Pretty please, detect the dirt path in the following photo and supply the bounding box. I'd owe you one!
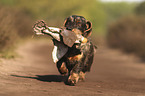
[0,39,145,96]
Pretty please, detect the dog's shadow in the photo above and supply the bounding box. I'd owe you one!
[11,74,67,83]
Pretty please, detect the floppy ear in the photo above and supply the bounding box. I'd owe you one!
[83,21,92,37]
[63,16,73,28]
[63,18,68,27]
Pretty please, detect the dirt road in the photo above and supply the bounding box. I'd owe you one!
[0,39,145,96]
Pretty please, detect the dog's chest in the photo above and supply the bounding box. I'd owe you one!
[66,41,91,64]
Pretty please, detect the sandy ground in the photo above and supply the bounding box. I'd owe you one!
[0,39,145,96]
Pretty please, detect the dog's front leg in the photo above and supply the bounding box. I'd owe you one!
[67,54,84,85]
[56,58,68,76]
[68,72,79,86]
[68,62,85,85]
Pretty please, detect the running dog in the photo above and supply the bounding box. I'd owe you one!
[33,15,96,85]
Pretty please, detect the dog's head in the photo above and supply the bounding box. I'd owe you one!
[64,15,92,37]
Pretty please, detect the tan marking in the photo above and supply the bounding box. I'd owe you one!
[72,28,88,43]
[68,53,83,61]
[72,28,82,35]
[59,62,68,75]
[79,71,86,81]
[82,37,88,43]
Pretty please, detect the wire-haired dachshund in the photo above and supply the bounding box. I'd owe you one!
[33,15,96,86]
[57,15,96,85]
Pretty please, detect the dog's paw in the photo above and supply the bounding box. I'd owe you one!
[79,71,86,81]
[68,73,79,86]
[59,63,68,76]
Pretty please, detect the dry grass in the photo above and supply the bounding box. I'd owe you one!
[107,15,145,59]
[0,6,33,58]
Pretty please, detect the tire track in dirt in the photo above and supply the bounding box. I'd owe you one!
[0,39,145,96]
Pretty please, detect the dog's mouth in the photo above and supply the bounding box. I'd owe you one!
[66,26,73,30]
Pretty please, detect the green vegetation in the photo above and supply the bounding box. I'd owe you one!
[0,0,141,58]
[107,1,145,60]
[103,2,136,23]
[0,5,33,58]
[0,0,136,33]
[135,1,145,15]
[12,0,107,33]
[107,16,145,54]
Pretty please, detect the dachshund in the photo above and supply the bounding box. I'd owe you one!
[56,15,96,85]
[33,15,96,86]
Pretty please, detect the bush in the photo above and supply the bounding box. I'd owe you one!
[0,7,18,52]
[107,15,145,59]
[14,9,33,38]
[135,1,145,16]
[0,6,33,57]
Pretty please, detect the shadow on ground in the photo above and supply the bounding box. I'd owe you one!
[11,74,67,82]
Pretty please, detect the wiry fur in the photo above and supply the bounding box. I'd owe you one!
[56,15,96,85]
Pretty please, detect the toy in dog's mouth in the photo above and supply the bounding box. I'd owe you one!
[33,20,89,45]
[33,20,79,47]
[33,21,60,36]
[33,20,47,35]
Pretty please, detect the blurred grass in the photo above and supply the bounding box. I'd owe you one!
[0,6,18,53]
[0,0,137,35]
[107,1,145,60]
[0,5,33,58]
[0,0,140,58]
[107,15,145,59]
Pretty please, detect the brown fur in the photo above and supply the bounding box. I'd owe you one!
[57,15,95,86]
[68,54,83,61]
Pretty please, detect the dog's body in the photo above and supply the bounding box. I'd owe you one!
[55,15,96,85]
[33,15,96,85]
[62,40,94,83]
